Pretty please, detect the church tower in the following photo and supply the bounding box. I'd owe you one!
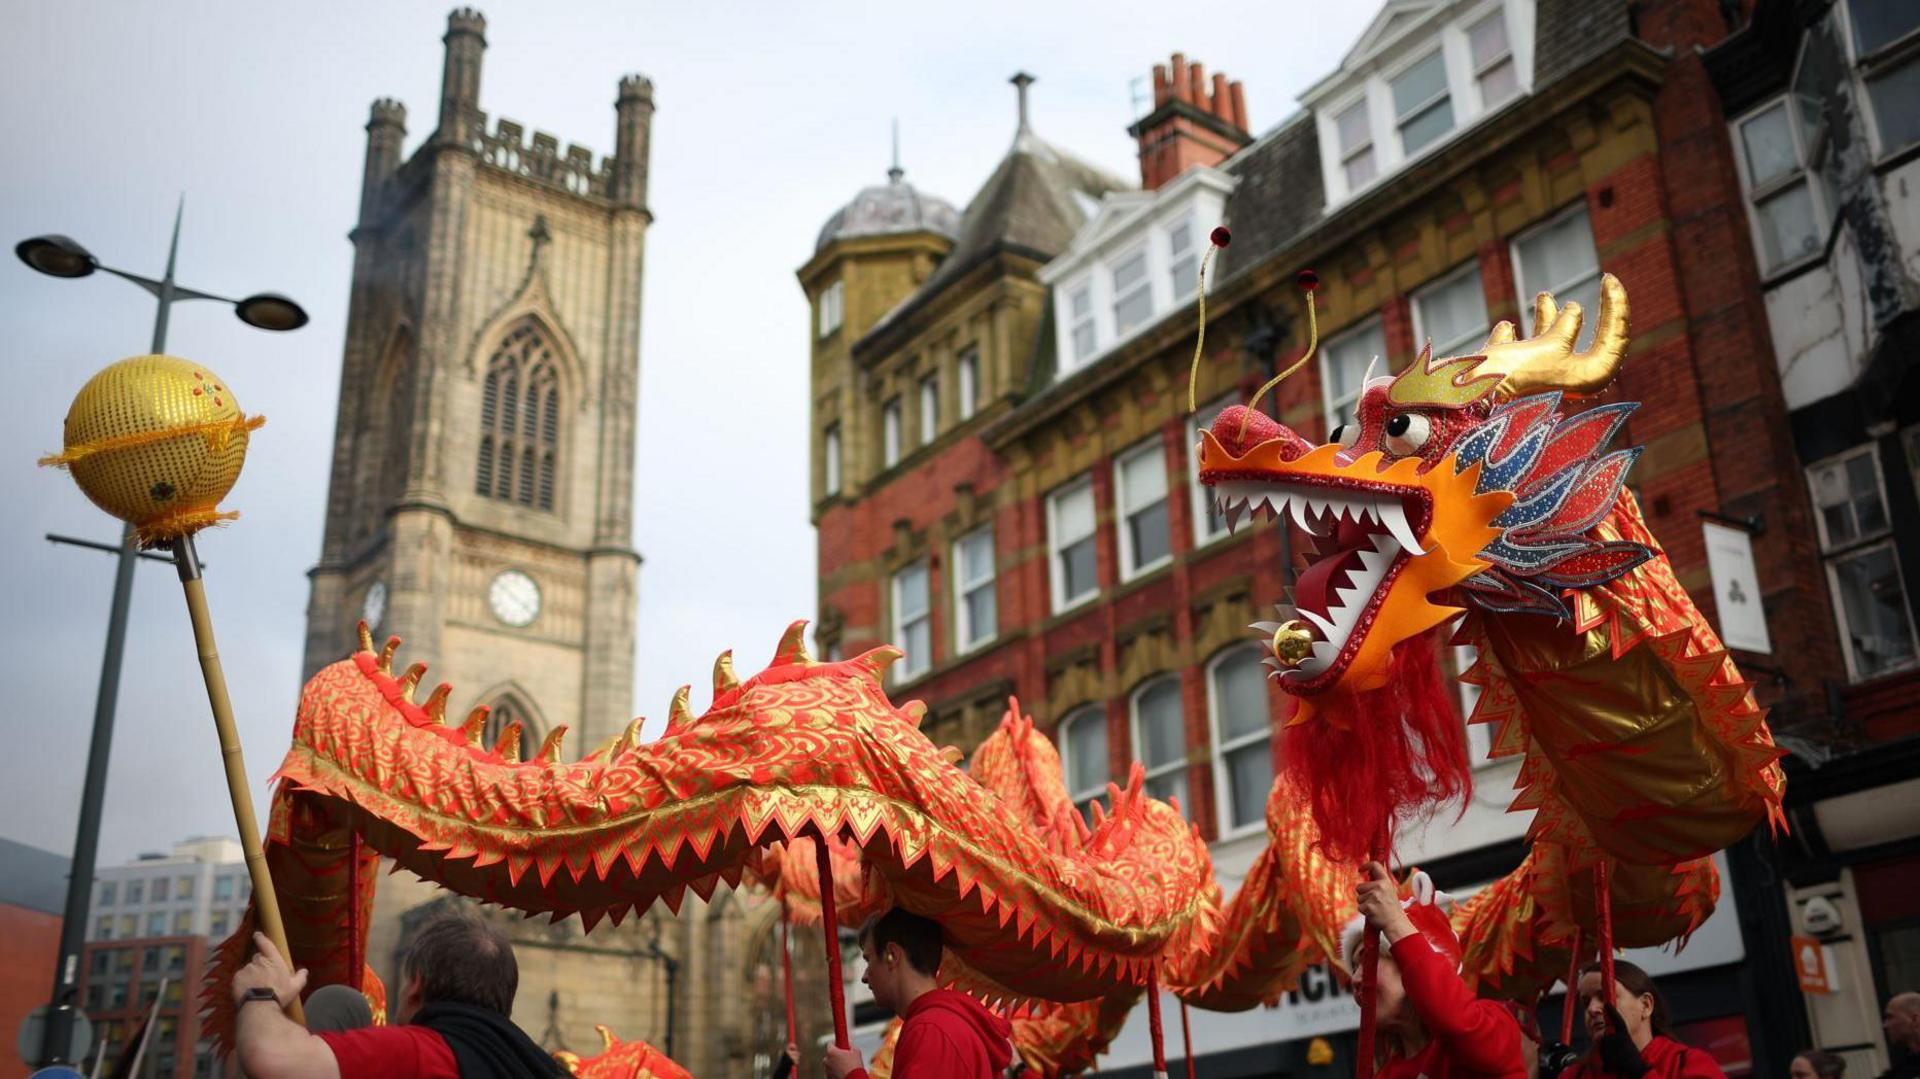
[304,7,651,755]
[302,8,676,1056]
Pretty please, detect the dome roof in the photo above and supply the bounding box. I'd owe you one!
[816,168,960,252]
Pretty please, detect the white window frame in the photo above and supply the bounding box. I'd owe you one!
[952,525,996,654]
[1167,216,1199,301]
[1206,645,1274,838]
[1066,279,1098,367]
[1510,205,1602,351]
[1187,394,1239,548]
[918,373,939,445]
[817,280,844,339]
[1060,705,1111,820]
[1837,0,1920,160]
[823,423,841,497]
[1729,95,1829,277]
[1389,47,1455,157]
[1048,476,1100,613]
[1114,438,1173,581]
[1130,676,1189,818]
[890,560,932,680]
[1466,7,1517,111]
[1319,316,1385,434]
[1333,93,1377,193]
[1807,444,1920,681]
[881,397,902,469]
[1411,262,1490,360]
[957,347,979,421]
[1110,243,1155,338]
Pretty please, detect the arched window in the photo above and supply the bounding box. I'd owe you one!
[1130,677,1188,817]
[1058,705,1110,823]
[1207,645,1275,836]
[477,321,561,511]
[480,694,542,759]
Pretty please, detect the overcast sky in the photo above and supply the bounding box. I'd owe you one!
[0,2,1376,867]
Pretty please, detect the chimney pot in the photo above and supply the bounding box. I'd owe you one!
[1229,81,1248,131]
[1152,64,1170,108]
[1211,73,1232,122]
[1170,53,1189,103]
[1188,62,1207,109]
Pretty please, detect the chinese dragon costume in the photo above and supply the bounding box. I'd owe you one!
[201,272,1782,1077]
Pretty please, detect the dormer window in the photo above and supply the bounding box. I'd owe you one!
[1337,99,1377,189]
[1311,1,1535,206]
[1392,50,1453,155]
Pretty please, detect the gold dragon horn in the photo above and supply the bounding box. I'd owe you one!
[1479,272,1628,400]
[713,650,739,696]
[377,635,402,674]
[668,685,694,729]
[356,620,375,655]
[535,725,569,763]
[493,721,524,762]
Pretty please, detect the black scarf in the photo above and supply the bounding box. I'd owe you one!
[412,1001,566,1079]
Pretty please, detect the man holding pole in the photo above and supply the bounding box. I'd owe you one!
[823,907,1013,1079]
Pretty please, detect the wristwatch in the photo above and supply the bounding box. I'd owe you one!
[241,987,281,1007]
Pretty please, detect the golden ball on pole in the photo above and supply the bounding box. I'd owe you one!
[40,355,263,546]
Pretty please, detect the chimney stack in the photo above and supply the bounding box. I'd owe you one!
[1127,52,1252,191]
[437,8,487,147]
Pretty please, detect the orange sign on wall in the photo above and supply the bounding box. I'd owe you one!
[1792,935,1831,994]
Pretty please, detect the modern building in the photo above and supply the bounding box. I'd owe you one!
[0,837,70,1079]
[800,0,1903,1075]
[1703,2,1920,1075]
[68,838,247,1078]
[84,836,252,946]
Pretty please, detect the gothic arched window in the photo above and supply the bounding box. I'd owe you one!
[477,321,561,511]
[480,693,542,759]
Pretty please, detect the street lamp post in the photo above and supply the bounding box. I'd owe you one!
[17,200,307,1069]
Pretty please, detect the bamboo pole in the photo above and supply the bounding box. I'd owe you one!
[173,535,302,1023]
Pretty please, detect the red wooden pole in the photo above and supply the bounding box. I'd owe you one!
[1595,860,1616,1031]
[1355,828,1390,1079]
[781,905,798,1046]
[1180,996,1198,1079]
[814,835,851,1049]
[1147,966,1169,1079]
[1560,927,1583,1045]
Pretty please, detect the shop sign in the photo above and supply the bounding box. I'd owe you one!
[1791,935,1832,994]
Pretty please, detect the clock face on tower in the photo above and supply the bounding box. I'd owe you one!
[361,581,387,631]
[488,569,542,628]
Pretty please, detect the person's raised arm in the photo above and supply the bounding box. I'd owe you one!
[231,932,340,1079]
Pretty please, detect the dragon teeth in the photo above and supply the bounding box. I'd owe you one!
[1379,500,1425,555]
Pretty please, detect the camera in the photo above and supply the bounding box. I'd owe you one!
[1539,1041,1583,1079]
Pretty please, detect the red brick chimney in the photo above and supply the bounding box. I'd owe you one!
[1129,52,1252,190]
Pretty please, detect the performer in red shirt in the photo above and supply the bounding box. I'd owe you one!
[1348,861,1526,1079]
[230,910,563,1078]
[823,908,1014,1079]
[1559,961,1726,1079]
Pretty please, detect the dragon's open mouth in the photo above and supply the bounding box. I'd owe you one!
[1211,479,1432,690]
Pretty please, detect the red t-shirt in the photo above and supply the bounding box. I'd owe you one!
[1378,933,1526,1079]
[317,1024,459,1078]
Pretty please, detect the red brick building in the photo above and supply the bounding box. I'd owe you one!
[77,935,219,1078]
[0,838,68,1079]
[802,0,1906,1073]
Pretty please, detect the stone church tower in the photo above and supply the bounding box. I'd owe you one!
[298,8,730,1063]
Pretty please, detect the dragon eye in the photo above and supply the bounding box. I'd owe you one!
[1384,413,1432,455]
[1330,423,1358,448]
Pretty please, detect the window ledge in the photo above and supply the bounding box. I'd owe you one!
[1119,555,1175,585]
[1757,250,1831,290]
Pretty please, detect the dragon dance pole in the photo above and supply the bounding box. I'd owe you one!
[1146,966,1169,1079]
[1595,860,1616,1029]
[1179,997,1197,1079]
[781,906,797,1046]
[813,834,851,1049]
[1354,827,1390,1079]
[1560,927,1583,1045]
[174,534,304,1023]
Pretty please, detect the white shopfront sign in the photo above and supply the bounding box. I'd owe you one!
[1702,521,1773,653]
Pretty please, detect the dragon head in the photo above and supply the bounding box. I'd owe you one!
[1198,274,1652,711]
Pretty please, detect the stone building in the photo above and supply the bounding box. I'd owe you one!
[298,7,744,1067]
[802,1,1878,1074]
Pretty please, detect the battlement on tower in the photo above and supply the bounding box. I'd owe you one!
[468,111,617,200]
